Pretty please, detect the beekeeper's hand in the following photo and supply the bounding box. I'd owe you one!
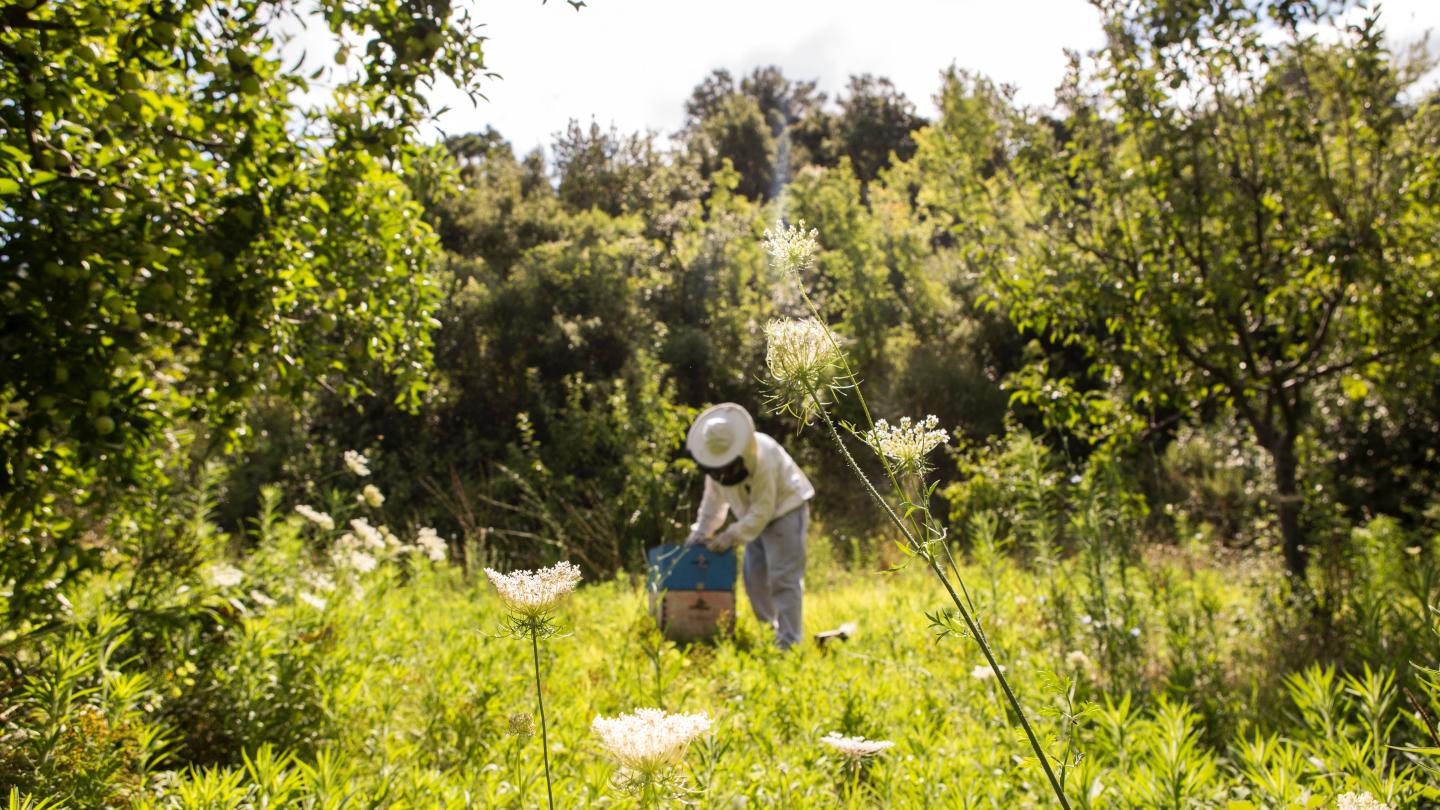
[705,530,736,553]
[684,531,708,547]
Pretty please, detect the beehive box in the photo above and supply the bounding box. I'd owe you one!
[646,544,737,642]
[651,589,736,642]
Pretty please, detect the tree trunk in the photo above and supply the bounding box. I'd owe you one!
[1272,427,1307,580]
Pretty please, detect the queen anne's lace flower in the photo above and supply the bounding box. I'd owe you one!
[298,591,327,610]
[763,220,820,275]
[821,732,894,759]
[295,504,335,531]
[591,708,712,774]
[349,518,386,551]
[971,663,1005,681]
[338,549,377,573]
[343,450,371,477]
[306,572,336,593]
[249,589,276,608]
[360,484,385,508]
[1065,650,1091,671]
[765,318,841,387]
[764,318,846,421]
[1337,793,1391,810]
[204,563,243,589]
[485,561,582,619]
[863,415,950,476]
[416,527,447,562]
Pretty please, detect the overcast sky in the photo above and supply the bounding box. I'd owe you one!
[329,1,1437,157]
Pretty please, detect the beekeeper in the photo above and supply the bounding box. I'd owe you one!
[685,403,814,649]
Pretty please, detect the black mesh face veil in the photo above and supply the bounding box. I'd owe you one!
[697,455,748,486]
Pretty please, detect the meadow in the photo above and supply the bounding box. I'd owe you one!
[7,461,1439,808]
[5,0,1440,806]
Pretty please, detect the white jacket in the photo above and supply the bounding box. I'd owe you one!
[689,432,814,549]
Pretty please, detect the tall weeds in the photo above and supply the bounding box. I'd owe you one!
[761,220,1072,807]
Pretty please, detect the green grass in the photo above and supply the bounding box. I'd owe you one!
[19,529,1423,809]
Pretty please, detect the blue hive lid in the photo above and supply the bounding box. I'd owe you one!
[646,544,737,592]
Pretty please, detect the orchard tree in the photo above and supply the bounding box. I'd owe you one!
[995,0,1440,579]
[0,0,542,625]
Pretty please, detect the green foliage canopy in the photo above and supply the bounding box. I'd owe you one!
[988,1,1440,576]
[0,0,496,623]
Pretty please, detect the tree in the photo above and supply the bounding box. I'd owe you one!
[993,1,1440,579]
[682,66,831,200]
[691,94,775,201]
[0,0,508,625]
[834,74,926,185]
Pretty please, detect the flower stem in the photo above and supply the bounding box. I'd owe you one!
[809,390,1071,809]
[531,626,556,810]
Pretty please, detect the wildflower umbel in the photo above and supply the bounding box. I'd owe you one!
[415,527,447,562]
[343,450,371,477]
[349,518,385,551]
[204,563,243,589]
[821,732,894,759]
[592,708,712,775]
[486,561,582,810]
[1337,793,1391,810]
[972,663,1005,681]
[295,504,335,531]
[360,484,385,508]
[485,561,582,622]
[764,219,820,274]
[862,415,950,476]
[764,317,846,421]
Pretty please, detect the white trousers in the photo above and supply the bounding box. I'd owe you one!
[742,504,808,649]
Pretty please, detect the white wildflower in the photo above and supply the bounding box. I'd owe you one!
[295,504,335,531]
[306,572,336,593]
[249,589,276,608]
[341,550,377,573]
[591,708,712,774]
[298,591,327,610]
[763,219,820,274]
[359,484,385,508]
[484,561,582,619]
[765,318,842,386]
[971,663,1005,681]
[862,415,950,475]
[343,450,371,477]
[416,527,447,562]
[1065,650,1091,671]
[204,563,243,589]
[349,518,386,551]
[381,527,401,549]
[764,318,845,421]
[1337,793,1391,810]
[1405,546,1422,556]
[821,732,895,759]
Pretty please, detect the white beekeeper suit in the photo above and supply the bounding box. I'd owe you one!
[685,403,814,649]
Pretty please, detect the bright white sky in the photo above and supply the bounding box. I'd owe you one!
[291,1,1438,157]
[428,0,1110,155]
[420,0,1438,157]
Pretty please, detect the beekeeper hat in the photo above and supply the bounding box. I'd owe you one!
[686,403,755,468]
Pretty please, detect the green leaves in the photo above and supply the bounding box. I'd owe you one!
[0,0,497,627]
